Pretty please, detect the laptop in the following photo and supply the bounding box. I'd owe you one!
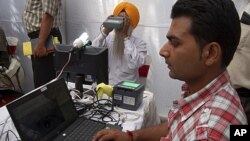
[6,78,121,141]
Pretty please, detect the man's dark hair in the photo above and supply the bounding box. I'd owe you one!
[171,0,240,68]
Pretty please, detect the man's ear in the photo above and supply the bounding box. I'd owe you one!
[202,42,221,66]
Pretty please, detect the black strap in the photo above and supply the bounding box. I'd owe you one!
[28,28,62,43]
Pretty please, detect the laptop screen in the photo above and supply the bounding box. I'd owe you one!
[6,78,78,141]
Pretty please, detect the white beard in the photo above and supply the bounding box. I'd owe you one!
[112,26,133,60]
[112,32,125,60]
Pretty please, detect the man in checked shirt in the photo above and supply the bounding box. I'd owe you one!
[23,0,63,88]
[92,0,247,141]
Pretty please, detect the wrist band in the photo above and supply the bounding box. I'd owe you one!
[126,130,134,141]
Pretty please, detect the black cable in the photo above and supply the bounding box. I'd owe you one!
[4,130,9,141]
[82,99,121,124]
[92,99,113,111]
[101,110,120,123]
[6,130,19,141]
[72,92,120,125]
[0,117,9,140]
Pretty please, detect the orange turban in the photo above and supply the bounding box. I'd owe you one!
[113,2,140,28]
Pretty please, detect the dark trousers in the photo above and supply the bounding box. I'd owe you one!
[29,28,62,88]
[31,53,56,88]
[236,87,250,124]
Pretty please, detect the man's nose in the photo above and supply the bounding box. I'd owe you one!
[159,43,170,58]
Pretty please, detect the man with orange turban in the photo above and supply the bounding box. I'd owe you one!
[92,2,147,86]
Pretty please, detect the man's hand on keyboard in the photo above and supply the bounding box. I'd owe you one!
[92,128,131,141]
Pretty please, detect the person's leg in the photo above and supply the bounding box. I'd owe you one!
[30,28,61,88]
[31,53,56,88]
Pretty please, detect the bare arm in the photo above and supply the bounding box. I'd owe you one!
[92,15,113,48]
[92,121,169,141]
[133,121,168,141]
[34,13,53,57]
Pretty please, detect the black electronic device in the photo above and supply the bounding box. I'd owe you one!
[103,16,124,29]
[54,45,109,88]
[112,81,144,111]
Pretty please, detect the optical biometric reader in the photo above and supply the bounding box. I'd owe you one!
[112,81,144,111]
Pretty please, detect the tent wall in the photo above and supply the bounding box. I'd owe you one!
[0,0,33,92]
[0,0,248,119]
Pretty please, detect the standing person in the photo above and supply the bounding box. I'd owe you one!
[228,3,250,124]
[92,2,147,86]
[23,0,63,88]
[92,0,247,140]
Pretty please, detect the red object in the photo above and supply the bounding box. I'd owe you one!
[139,65,150,77]
[126,130,134,141]
[7,45,16,55]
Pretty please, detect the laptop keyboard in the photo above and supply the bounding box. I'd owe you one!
[63,118,106,141]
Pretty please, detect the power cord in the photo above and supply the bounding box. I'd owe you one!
[69,88,82,100]
[55,52,71,80]
[114,107,141,123]
[3,130,19,141]
[0,117,19,141]
[0,117,9,140]
[80,99,122,125]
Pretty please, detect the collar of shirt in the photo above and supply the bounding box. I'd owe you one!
[168,70,230,123]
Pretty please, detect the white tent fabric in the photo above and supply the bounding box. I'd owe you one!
[0,0,248,118]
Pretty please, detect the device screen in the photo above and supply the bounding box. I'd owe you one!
[121,81,140,88]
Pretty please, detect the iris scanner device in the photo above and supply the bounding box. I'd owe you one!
[103,16,124,29]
